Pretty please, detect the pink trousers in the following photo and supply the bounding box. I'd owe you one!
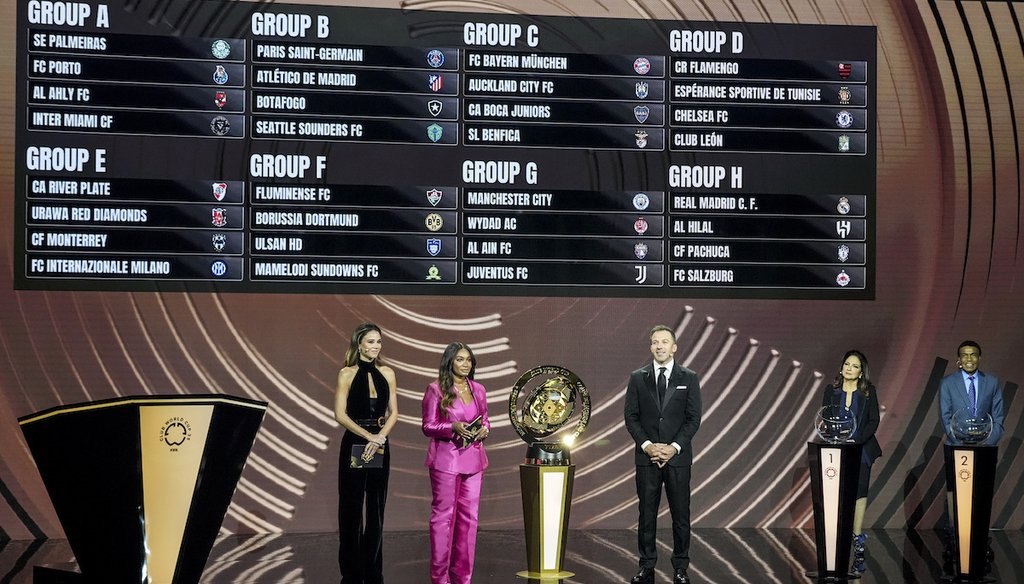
[428,469,483,584]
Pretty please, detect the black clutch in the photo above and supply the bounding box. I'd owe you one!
[350,444,384,468]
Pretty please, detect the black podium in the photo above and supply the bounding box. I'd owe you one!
[806,442,862,582]
[18,395,267,584]
[944,444,997,583]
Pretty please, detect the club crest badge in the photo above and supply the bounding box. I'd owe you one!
[211,40,231,60]
[837,196,851,215]
[838,63,852,79]
[212,208,227,227]
[635,81,649,99]
[427,124,443,142]
[427,238,442,256]
[426,189,443,206]
[838,86,852,105]
[210,116,230,136]
[634,105,650,123]
[836,270,851,287]
[212,182,227,201]
[835,110,854,129]
[212,233,227,252]
[427,49,445,68]
[211,260,228,277]
[428,100,443,116]
[213,65,229,85]
[635,130,648,149]
[214,91,227,109]
[838,134,850,153]
[425,213,444,231]
[426,265,442,280]
[633,57,652,75]
[633,192,650,210]
[634,242,649,259]
[838,244,850,263]
[428,74,443,92]
[634,217,649,235]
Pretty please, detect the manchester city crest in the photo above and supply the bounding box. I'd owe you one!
[213,65,229,85]
[211,39,231,60]
[426,189,443,206]
[635,81,649,99]
[634,105,650,123]
[635,130,648,149]
[426,49,445,68]
[632,192,650,210]
[633,57,652,75]
[212,233,227,252]
[210,116,230,136]
[427,238,442,256]
[634,242,649,259]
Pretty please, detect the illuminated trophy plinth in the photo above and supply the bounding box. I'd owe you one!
[806,406,860,582]
[18,395,267,584]
[945,409,997,583]
[508,366,590,582]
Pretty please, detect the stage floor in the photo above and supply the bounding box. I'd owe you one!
[2,529,1021,583]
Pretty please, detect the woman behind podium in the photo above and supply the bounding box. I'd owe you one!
[821,349,881,573]
[335,323,398,584]
[421,342,490,584]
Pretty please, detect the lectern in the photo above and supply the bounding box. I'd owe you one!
[19,395,267,584]
[806,442,862,582]
[944,444,997,583]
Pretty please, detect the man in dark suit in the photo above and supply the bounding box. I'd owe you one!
[624,325,703,584]
[938,340,1004,446]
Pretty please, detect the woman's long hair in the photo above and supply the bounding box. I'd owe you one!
[832,349,871,395]
[438,342,477,416]
[344,323,381,367]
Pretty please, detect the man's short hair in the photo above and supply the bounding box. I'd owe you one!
[958,340,982,356]
[650,324,675,342]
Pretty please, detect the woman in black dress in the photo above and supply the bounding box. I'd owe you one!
[334,323,398,583]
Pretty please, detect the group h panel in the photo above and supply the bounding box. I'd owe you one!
[15,3,876,299]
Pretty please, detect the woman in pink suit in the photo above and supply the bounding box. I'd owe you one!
[421,342,490,584]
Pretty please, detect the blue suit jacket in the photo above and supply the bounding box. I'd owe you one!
[939,370,1004,445]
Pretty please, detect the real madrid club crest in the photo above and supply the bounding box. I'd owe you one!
[835,110,854,128]
[213,65,229,85]
[425,212,443,231]
[836,196,851,215]
[428,99,443,116]
[426,49,445,68]
[836,270,851,287]
[426,238,442,256]
[634,217,648,235]
[635,130,648,148]
[212,233,227,252]
[211,260,228,278]
[212,182,227,201]
[633,105,650,124]
[635,81,649,99]
[838,86,852,105]
[210,116,230,136]
[838,134,850,153]
[634,242,649,259]
[427,124,443,142]
[212,208,227,227]
[426,188,443,206]
[211,39,231,60]
[632,192,650,210]
[633,57,651,75]
[838,244,850,263]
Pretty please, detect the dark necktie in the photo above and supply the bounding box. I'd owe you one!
[967,375,977,415]
[657,366,668,405]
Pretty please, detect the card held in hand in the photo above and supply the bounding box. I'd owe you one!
[350,444,384,468]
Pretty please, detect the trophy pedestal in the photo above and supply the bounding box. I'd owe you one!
[517,448,575,582]
[943,444,997,583]
[805,442,862,582]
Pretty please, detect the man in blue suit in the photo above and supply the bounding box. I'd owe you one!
[624,325,702,584]
[938,340,1004,446]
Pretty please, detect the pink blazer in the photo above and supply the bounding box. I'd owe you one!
[421,380,490,474]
